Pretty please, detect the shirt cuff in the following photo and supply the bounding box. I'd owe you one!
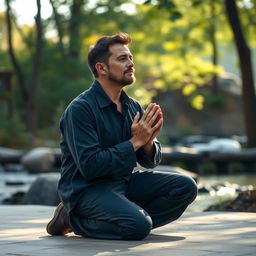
[153,140,161,164]
[118,140,137,170]
[142,140,161,166]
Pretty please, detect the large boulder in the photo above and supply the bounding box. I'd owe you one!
[21,147,55,173]
[154,73,244,139]
[0,147,24,164]
[24,173,60,206]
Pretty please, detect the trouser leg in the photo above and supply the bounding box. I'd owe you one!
[126,170,198,228]
[69,179,152,240]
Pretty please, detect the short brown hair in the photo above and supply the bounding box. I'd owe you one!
[88,32,131,77]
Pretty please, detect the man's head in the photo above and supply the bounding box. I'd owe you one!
[88,32,135,86]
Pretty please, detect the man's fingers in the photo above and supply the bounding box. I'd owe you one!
[141,103,154,121]
[149,118,163,140]
[133,112,140,124]
[149,109,161,126]
[143,104,161,124]
[145,105,158,123]
[152,117,163,131]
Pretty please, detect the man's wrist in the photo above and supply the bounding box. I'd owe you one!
[129,138,143,151]
[143,140,154,155]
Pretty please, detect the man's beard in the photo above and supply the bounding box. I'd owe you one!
[108,71,135,86]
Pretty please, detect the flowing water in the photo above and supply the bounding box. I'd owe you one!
[1,169,255,211]
[187,173,256,212]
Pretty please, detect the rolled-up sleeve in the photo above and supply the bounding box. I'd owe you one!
[60,104,137,181]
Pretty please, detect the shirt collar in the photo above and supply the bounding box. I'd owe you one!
[92,80,131,109]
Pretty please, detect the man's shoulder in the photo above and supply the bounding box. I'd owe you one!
[62,87,96,118]
[70,86,96,106]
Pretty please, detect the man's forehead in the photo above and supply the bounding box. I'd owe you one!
[109,44,132,57]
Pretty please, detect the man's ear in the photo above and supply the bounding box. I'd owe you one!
[95,62,107,76]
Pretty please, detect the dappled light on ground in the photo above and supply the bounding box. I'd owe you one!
[0,206,255,255]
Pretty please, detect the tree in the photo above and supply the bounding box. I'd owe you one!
[5,0,43,135]
[225,0,256,148]
[69,0,85,59]
[143,0,256,147]
[49,0,65,58]
[209,0,218,91]
[2,0,255,146]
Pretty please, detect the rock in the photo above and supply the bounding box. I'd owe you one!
[0,165,5,173]
[154,76,244,138]
[0,147,24,164]
[21,147,55,173]
[198,185,211,194]
[4,164,25,172]
[204,189,256,212]
[5,181,26,186]
[24,173,60,206]
[3,191,26,204]
[52,148,62,167]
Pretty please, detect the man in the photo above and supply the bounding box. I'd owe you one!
[46,32,197,240]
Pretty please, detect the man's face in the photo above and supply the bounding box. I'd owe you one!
[105,44,135,86]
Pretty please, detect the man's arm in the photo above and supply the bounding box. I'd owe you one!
[61,103,137,181]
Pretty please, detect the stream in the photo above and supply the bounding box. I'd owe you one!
[188,173,256,212]
[1,168,255,212]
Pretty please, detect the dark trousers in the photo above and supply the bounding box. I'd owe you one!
[69,170,197,240]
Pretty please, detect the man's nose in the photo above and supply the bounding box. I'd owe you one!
[128,59,134,67]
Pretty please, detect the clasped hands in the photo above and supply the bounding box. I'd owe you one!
[129,103,163,151]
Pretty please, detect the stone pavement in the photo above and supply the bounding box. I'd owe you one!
[0,205,255,256]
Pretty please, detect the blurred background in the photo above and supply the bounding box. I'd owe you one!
[0,0,255,212]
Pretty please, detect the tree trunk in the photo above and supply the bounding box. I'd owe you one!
[27,0,43,135]
[225,0,256,148]
[209,0,218,91]
[49,0,65,58]
[5,0,28,101]
[69,0,84,59]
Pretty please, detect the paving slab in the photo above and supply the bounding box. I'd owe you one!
[0,205,255,256]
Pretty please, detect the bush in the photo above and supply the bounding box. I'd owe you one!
[203,91,226,108]
[0,113,30,148]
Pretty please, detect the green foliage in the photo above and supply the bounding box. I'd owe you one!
[207,197,233,208]
[0,113,30,148]
[200,161,217,173]
[0,0,255,146]
[203,90,226,108]
[177,125,193,137]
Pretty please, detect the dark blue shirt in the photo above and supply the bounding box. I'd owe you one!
[58,80,161,212]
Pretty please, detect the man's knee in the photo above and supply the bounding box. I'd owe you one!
[180,175,198,202]
[122,214,152,240]
[186,176,198,202]
[168,175,198,203]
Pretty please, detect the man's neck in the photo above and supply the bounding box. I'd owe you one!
[96,78,123,104]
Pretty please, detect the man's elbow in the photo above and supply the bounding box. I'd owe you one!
[80,161,111,182]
